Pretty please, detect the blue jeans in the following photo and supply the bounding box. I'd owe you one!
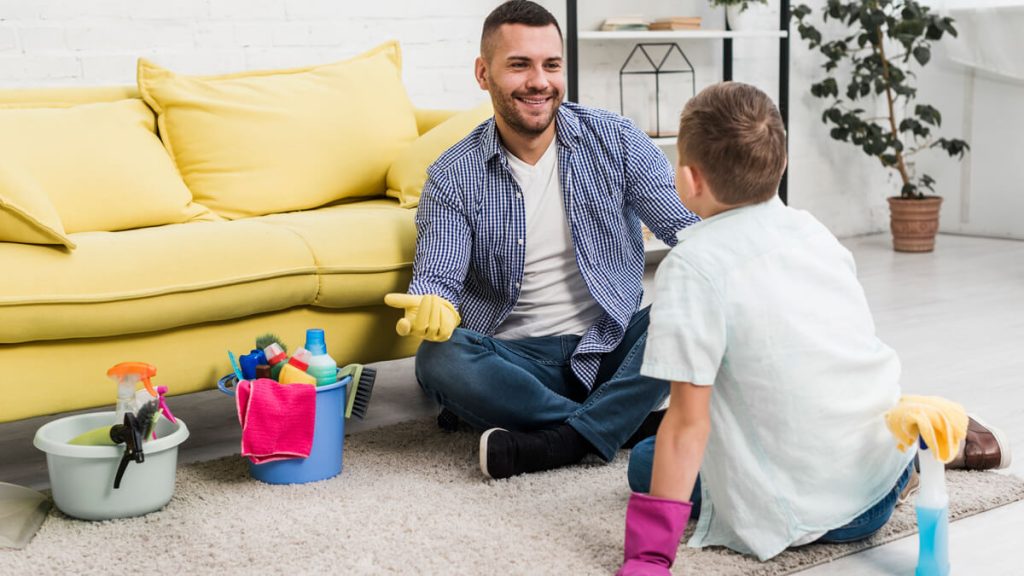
[627,436,915,543]
[415,307,669,461]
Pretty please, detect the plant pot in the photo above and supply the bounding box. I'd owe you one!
[725,1,779,31]
[887,196,942,252]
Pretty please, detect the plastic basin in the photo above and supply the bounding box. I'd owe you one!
[33,411,189,520]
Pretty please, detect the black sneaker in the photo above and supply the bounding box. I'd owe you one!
[436,407,461,433]
[479,424,590,480]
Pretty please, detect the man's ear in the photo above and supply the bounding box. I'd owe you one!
[475,57,489,91]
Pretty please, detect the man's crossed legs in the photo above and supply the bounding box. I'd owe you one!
[415,307,668,479]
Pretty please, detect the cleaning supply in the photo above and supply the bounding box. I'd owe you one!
[278,347,316,385]
[885,395,969,576]
[264,342,288,381]
[339,363,377,419]
[227,350,244,381]
[235,378,317,464]
[107,362,158,423]
[304,328,338,387]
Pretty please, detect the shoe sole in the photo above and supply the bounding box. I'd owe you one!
[969,413,1013,470]
[479,428,507,480]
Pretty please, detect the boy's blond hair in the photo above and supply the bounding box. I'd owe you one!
[677,82,787,205]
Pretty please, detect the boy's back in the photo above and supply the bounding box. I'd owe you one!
[644,197,913,559]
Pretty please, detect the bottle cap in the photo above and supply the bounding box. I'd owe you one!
[264,343,286,365]
[305,328,326,355]
[287,347,312,371]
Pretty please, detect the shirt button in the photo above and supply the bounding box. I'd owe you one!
[515,283,521,289]
[517,238,524,245]
[516,193,522,199]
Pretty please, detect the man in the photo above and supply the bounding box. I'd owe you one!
[385,0,699,480]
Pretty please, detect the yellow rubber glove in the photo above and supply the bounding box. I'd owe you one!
[383,293,461,342]
[884,395,969,463]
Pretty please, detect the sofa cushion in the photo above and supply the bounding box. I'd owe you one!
[251,199,416,309]
[138,41,419,219]
[0,99,217,234]
[0,220,318,343]
[0,165,75,249]
[386,100,493,208]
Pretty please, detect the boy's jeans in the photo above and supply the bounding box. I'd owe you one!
[627,437,915,543]
[414,307,669,461]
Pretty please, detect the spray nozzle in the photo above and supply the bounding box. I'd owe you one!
[110,411,146,489]
[107,362,158,422]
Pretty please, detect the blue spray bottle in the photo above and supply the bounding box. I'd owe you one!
[914,437,950,576]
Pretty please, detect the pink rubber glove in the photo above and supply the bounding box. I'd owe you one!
[616,492,693,576]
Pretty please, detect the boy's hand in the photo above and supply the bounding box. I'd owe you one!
[617,492,692,576]
[384,293,460,342]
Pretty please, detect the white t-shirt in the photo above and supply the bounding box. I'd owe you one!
[642,197,914,561]
[494,142,604,339]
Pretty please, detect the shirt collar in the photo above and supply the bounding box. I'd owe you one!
[675,196,784,243]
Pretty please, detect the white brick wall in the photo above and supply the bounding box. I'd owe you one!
[0,0,499,109]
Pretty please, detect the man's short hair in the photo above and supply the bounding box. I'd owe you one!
[481,0,562,61]
[677,82,787,205]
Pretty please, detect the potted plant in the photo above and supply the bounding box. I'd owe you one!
[710,0,771,30]
[792,0,969,252]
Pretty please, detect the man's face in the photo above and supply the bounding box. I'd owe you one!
[476,23,564,140]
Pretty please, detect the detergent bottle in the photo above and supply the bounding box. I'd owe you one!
[108,362,158,423]
[278,348,316,385]
[304,328,338,387]
[915,438,951,576]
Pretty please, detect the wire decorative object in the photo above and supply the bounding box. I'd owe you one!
[619,43,696,137]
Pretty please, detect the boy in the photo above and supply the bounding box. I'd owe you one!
[616,82,1009,574]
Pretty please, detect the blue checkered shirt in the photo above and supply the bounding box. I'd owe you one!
[408,102,699,389]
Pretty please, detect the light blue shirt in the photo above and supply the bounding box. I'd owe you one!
[409,102,698,389]
[642,198,914,560]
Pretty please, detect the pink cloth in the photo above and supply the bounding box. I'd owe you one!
[236,378,316,464]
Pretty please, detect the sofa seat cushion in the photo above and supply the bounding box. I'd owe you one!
[0,220,319,343]
[251,199,416,309]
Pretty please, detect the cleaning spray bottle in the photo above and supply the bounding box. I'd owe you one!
[885,395,968,576]
[108,362,158,423]
[915,437,950,576]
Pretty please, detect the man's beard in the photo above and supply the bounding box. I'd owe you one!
[495,89,561,137]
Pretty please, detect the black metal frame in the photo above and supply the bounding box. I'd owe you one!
[565,0,791,203]
[619,43,696,137]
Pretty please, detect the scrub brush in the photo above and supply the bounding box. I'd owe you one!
[339,363,377,419]
[255,332,287,353]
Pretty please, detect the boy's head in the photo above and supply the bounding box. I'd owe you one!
[675,82,787,217]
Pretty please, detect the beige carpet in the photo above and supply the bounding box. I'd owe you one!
[3,419,1023,575]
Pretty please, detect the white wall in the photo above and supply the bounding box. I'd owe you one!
[0,0,992,238]
[0,0,500,109]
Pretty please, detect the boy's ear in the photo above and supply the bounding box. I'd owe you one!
[681,164,705,197]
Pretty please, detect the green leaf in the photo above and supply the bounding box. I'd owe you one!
[915,104,941,126]
[913,46,931,66]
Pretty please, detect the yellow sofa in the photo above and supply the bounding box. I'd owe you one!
[0,42,493,422]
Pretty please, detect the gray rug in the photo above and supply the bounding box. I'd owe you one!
[3,419,1023,575]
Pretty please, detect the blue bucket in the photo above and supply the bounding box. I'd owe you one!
[217,374,348,484]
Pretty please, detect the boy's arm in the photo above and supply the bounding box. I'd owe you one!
[618,381,710,576]
[650,381,712,502]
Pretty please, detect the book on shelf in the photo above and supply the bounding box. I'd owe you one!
[649,16,702,31]
[600,16,649,32]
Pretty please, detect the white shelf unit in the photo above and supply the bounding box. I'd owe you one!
[565,0,791,203]
[578,30,789,41]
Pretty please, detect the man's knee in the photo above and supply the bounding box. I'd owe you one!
[415,328,477,394]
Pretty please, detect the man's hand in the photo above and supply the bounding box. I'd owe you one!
[383,293,461,342]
